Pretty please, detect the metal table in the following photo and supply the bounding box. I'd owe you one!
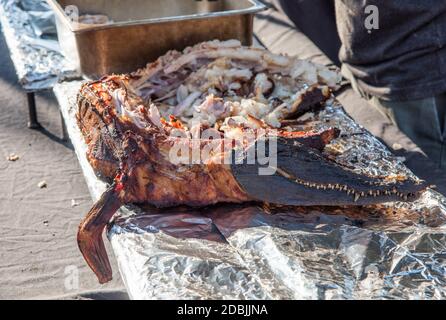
[0,0,79,129]
[54,80,446,300]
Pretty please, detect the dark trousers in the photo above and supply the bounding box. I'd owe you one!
[368,94,446,169]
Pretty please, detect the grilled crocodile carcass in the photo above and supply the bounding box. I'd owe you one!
[76,40,429,283]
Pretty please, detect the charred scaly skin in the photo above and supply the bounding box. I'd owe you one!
[77,77,253,282]
[76,77,331,282]
[77,184,122,284]
[76,41,430,283]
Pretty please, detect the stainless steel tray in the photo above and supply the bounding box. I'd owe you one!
[46,0,265,79]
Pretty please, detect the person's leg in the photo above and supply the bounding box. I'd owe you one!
[255,0,340,66]
[278,0,341,66]
[438,94,446,168]
[346,68,446,169]
[368,95,446,169]
[436,93,446,137]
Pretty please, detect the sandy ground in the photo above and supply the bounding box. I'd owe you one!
[0,33,127,299]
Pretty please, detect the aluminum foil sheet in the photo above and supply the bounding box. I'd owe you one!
[54,81,446,300]
[0,0,79,91]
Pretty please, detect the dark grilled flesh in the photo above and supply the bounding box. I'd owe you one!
[76,41,429,284]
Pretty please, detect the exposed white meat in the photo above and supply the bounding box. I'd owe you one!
[233,99,272,120]
[173,91,201,116]
[153,88,177,102]
[110,88,148,129]
[148,104,163,130]
[253,73,273,98]
[205,67,253,83]
[176,85,189,103]
[199,95,228,117]
[264,104,287,128]
[317,67,342,89]
[228,82,242,91]
[188,95,231,127]
[122,40,341,134]
[291,60,318,84]
[205,39,242,49]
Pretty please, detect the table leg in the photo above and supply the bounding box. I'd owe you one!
[60,110,69,142]
[27,92,41,129]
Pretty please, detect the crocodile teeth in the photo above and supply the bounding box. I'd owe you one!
[354,193,360,202]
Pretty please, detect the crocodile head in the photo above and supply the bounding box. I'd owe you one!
[231,132,430,206]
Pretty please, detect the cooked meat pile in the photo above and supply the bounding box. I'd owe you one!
[76,40,429,283]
